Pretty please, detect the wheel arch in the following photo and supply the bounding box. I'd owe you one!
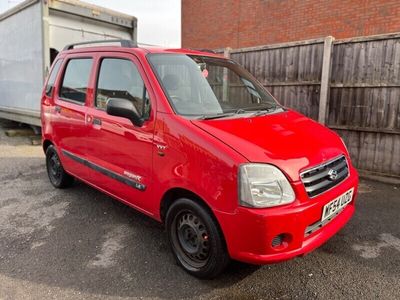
[160,188,202,222]
[160,188,217,226]
[160,186,229,252]
[42,139,53,153]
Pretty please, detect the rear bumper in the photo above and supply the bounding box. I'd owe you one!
[215,169,358,264]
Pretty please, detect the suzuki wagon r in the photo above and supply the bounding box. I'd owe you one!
[41,40,358,278]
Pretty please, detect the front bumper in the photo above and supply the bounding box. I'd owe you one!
[215,169,358,264]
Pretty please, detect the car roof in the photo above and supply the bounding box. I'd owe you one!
[60,46,225,59]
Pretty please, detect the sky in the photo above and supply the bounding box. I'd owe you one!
[0,0,181,47]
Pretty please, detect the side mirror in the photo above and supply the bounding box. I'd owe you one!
[106,98,143,127]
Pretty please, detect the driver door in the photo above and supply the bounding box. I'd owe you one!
[84,53,155,214]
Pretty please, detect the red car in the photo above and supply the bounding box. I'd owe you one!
[41,40,358,278]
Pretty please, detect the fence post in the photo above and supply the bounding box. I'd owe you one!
[223,47,231,59]
[222,47,232,102]
[318,36,334,124]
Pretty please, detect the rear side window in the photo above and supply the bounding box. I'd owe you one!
[60,58,93,104]
[96,58,150,118]
[45,59,63,96]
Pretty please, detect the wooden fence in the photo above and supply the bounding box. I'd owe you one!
[219,33,400,179]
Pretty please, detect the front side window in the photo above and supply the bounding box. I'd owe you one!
[60,58,92,103]
[96,58,150,119]
[148,54,278,118]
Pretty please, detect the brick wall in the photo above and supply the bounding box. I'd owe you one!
[182,0,400,48]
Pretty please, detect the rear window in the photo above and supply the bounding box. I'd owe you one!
[45,59,63,97]
[59,58,93,104]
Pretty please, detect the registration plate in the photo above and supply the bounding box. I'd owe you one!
[321,188,354,222]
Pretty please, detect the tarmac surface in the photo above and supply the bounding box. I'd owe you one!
[0,119,399,300]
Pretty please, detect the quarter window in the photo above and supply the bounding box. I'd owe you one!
[60,58,93,103]
[96,58,150,118]
[45,59,63,97]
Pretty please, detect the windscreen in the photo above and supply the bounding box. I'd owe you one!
[148,54,278,117]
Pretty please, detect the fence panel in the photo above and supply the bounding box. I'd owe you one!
[229,40,324,120]
[328,37,400,176]
[220,33,400,178]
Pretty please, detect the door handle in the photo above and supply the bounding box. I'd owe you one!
[55,105,61,113]
[92,118,102,126]
[85,115,102,127]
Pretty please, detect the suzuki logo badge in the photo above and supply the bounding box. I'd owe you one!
[328,169,338,181]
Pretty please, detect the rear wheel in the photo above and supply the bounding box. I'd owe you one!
[166,198,230,278]
[45,145,74,188]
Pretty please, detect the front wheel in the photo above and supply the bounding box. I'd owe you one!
[166,198,230,278]
[45,145,74,188]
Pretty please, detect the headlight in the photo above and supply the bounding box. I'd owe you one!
[239,164,295,208]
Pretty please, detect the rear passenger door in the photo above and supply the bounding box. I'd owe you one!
[52,56,94,180]
[85,53,155,214]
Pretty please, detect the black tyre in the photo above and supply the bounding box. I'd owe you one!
[166,198,230,279]
[45,145,74,188]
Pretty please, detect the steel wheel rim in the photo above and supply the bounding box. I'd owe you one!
[172,210,210,269]
[48,152,62,182]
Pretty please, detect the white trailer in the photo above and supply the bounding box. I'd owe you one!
[0,0,137,126]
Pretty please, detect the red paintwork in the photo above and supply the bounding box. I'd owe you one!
[41,46,358,265]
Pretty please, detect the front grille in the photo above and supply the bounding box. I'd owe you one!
[300,155,349,198]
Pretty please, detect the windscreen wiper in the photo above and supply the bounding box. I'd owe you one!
[198,106,281,120]
[201,108,250,119]
[251,105,281,116]
[198,112,235,120]
[233,108,247,114]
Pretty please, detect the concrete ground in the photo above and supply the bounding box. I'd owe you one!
[0,119,399,300]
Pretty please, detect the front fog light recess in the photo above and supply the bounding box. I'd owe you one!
[239,164,295,208]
